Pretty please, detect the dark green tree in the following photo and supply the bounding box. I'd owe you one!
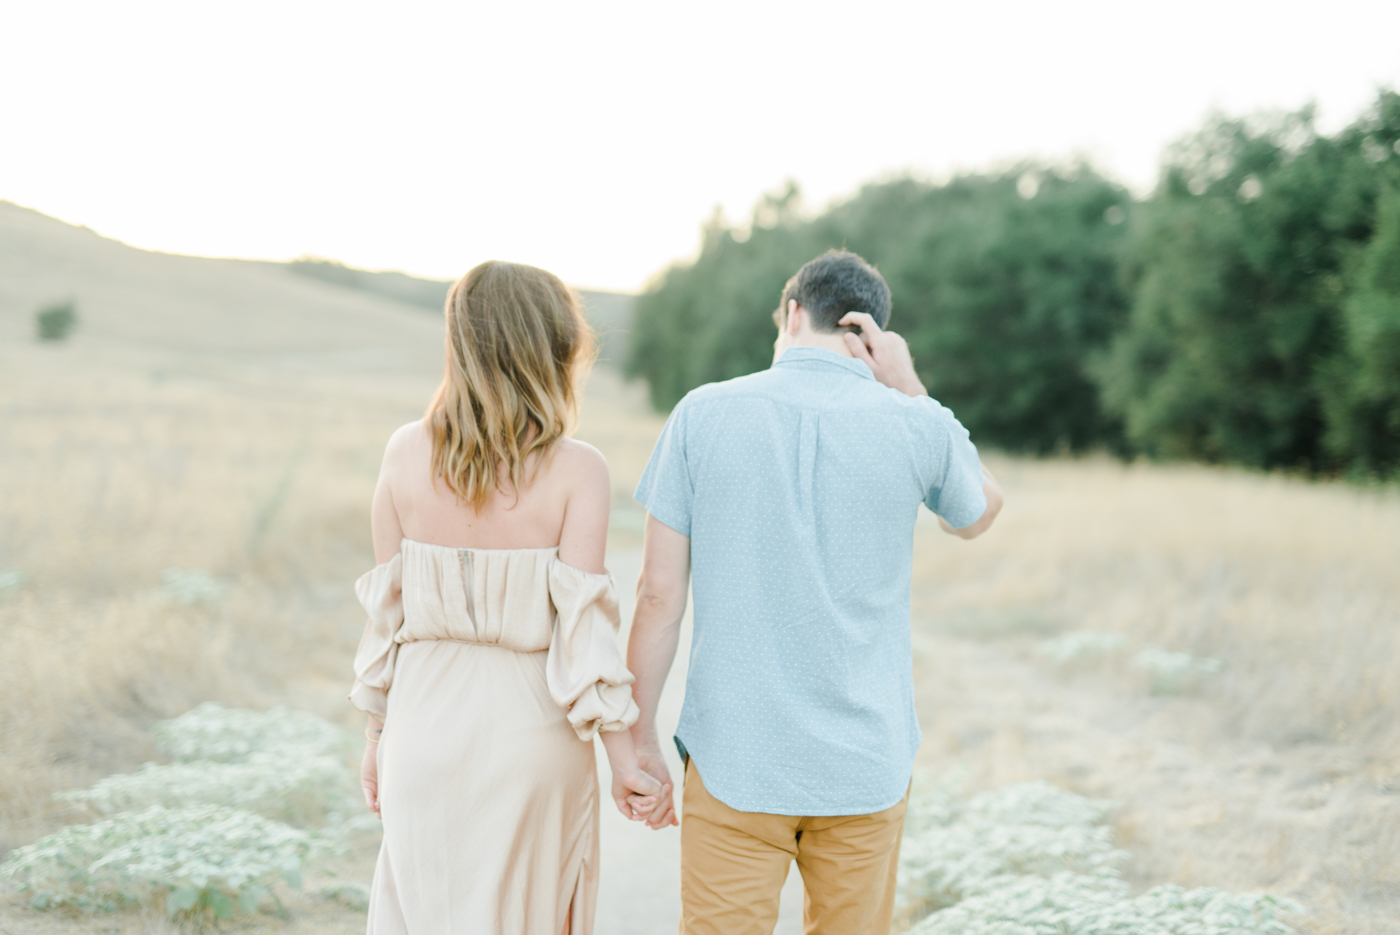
[1097,94,1400,470]
[628,169,1132,454]
[628,184,818,410]
[857,169,1131,453]
[629,92,1400,474]
[1319,178,1400,475]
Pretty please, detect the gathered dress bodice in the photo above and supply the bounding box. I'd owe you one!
[348,537,639,742]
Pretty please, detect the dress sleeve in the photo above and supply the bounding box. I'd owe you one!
[546,559,641,742]
[348,553,404,719]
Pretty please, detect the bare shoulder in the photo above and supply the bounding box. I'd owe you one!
[381,420,430,471]
[550,439,609,570]
[386,420,428,451]
[551,438,610,496]
[552,437,609,480]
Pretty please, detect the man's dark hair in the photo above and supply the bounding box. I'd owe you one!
[778,250,891,332]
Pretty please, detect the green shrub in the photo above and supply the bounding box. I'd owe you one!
[0,805,315,918]
[4,704,369,920]
[319,881,372,911]
[899,778,1301,933]
[899,780,1129,912]
[56,753,360,827]
[1038,631,1128,667]
[158,568,229,605]
[153,701,358,764]
[1131,647,1224,695]
[912,872,1302,935]
[35,301,76,341]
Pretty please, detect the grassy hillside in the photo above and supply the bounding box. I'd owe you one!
[0,203,440,374]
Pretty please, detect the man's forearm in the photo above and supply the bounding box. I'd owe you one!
[627,588,684,742]
[628,514,692,744]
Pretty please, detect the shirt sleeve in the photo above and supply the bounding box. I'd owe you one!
[917,398,987,529]
[633,401,694,536]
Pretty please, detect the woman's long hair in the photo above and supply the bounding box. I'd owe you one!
[425,261,594,510]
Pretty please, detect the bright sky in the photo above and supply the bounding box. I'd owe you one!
[4,1,1398,292]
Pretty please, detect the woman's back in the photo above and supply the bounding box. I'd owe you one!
[371,422,610,575]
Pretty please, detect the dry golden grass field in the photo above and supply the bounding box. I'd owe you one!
[1,201,1397,934]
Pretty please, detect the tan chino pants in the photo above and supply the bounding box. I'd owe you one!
[678,759,909,935]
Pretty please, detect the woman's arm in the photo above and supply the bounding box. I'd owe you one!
[555,440,610,574]
[555,441,666,820]
[361,425,414,814]
[370,425,413,564]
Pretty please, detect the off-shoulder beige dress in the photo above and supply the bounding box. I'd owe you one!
[348,539,640,935]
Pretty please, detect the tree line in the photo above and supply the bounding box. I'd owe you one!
[626,91,1400,477]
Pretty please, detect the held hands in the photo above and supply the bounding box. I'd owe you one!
[628,737,679,829]
[600,727,675,827]
[838,312,927,398]
[612,768,668,824]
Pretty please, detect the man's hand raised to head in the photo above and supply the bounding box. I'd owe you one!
[839,312,927,398]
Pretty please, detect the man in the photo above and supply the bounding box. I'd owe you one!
[627,250,1003,935]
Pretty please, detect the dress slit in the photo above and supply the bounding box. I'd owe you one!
[563,855,589,935]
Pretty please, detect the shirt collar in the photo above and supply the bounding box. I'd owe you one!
[773,345,876,381]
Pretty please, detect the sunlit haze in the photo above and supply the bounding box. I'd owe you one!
[4,0,1398,291]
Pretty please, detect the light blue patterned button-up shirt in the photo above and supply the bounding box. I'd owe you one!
[634,346,987,816]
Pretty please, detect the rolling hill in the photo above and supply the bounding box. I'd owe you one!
[0,201,635,372]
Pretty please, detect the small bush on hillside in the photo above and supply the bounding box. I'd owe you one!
[154,702,358,763]
[318,882,371,911]
[0,805,314,918]
[35,301,77,341]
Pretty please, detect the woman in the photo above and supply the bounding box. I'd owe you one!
[349,261,665,935]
